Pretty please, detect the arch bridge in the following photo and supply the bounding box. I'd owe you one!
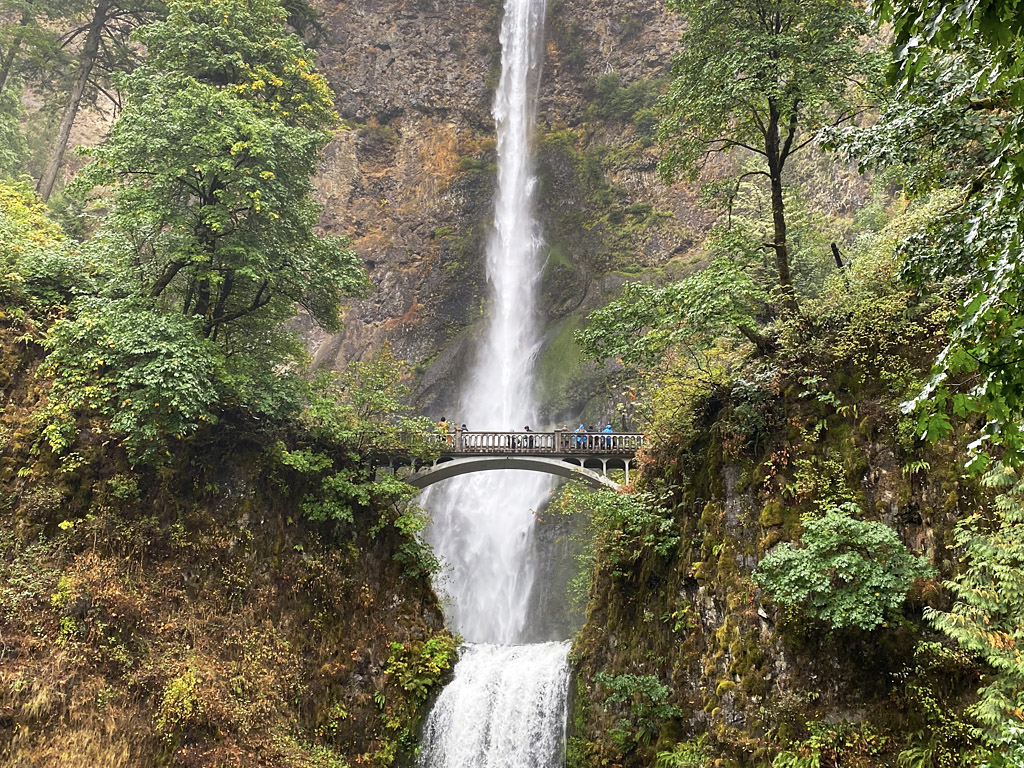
[389,430,644,492]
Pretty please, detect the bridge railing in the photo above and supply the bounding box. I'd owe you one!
[422,430,644,455]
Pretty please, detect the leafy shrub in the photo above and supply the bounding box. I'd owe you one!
[774,720,889,768]
[655,735,713,767]
[589,73,661,123]
[554,486,679,580]
[926,463,1024,750]
[154,669,205,741]
[594,672,679,751]
[0,181,89,315]
[753,503,934,630]
[42,297,221,460]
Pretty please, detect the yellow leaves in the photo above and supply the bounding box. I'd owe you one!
[987,631,1016,651]
[259,171,276,180]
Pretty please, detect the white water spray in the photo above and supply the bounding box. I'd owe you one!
[418,643,571,768]
[421,0,551,646]
[418,1,571,767]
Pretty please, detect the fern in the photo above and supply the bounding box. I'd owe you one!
[925,463,1024,751]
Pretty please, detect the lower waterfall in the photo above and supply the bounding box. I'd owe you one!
[417,643,571,768]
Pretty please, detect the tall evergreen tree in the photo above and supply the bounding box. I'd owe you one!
[35,0,163,200]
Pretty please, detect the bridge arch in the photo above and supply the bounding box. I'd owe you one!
[403,456,621,492]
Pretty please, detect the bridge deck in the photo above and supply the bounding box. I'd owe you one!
[427,430,643,457]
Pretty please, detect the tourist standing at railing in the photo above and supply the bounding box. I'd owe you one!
[574,424,586,448]
[524,426,534,449]
[602,423,613,448]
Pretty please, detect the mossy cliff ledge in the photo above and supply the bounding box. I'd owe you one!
[0,332,454,768]
[568,350,983,766]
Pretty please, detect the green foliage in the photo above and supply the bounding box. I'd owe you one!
[655,735,713,768]
[154,669,205,740]
[0,83,26,176]
[0,180,100,318]
[384,633,457,700]
[305,344,438,457]
[658,0,877,295]
[553,485,679,579]
[588,73,661,125]
[274,346,435,542]
[894,642,987,768]
[926,464,1024,749]
[594,671,679,752]
[774,720,889,768]
[835,0,1024,467]
[391,506,440,579]
[873,0,1023,108]
[78,0,367,341]
[659,0,871,181]
[753,503,935,630]
[17,0,374,463]
[42,297,221,459]
[372,632,457,766]
[576,258,766,370]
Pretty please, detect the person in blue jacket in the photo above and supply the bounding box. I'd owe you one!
[602,423,613,448]
[574,423,587,448]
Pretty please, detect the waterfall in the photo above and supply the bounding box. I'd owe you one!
[421,0,550,645]
[418,0,571,766]
[418,643,571,768]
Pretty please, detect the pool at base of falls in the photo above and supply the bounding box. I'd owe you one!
[417,642,571,768]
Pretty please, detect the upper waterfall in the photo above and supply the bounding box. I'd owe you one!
[421,0,550,646]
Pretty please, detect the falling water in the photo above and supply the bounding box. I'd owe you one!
[421,0,551,645]
[418,643,571,768]
[418,0,571,766]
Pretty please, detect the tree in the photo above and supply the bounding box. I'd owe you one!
[79,0,366,341]
[850,0,1024,468]
[657,0,873,308]
[0,0,68,97]
[925,464,1024,759]
[35,0,163,201]
[575,258,768,370]
[39,0,367,460]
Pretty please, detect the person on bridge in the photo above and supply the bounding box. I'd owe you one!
[602,423,613,448]
[524,425,534,449]
[574,424,586,448]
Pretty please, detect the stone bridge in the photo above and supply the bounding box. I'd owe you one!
[389,430,644,492]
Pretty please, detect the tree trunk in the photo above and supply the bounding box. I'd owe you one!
[0,35,24,97]
[37,0,109,201]
[769,170,795,304]
[763,99,797,312]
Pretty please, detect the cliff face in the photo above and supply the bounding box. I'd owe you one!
[567,316,984,766]
[0,327,453,768]
[309,0,698,422]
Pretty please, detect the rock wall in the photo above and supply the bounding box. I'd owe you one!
[568,355,984,766]
[0,324,454,768]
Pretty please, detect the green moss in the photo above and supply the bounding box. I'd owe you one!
[759,500,784,527]
[535,313,586,406]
